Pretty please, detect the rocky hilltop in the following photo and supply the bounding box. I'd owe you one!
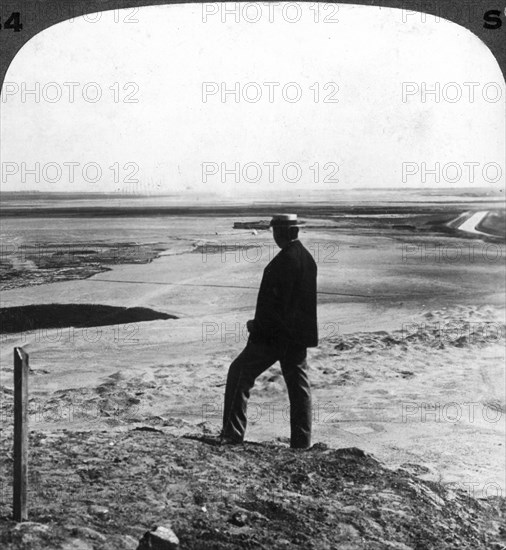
[0,429,504,549]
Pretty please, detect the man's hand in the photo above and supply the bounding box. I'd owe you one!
[246,320,256,333]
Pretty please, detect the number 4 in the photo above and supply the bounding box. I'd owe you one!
[2,12,23,32]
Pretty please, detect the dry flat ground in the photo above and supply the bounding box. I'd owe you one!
[0,211,505,549]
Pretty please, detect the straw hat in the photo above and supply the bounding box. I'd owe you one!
[269,213,304,227]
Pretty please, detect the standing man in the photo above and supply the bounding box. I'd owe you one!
[221,213,318,449]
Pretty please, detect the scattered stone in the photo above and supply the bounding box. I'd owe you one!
[311,442,329,451]
[137,525,179,550]
[453,335,468,347]
[12,521,52,545]
[228,511,248,527]
[336,522,361,539]
[246,510,269,522]
[88,504,109,519]
[69,526,107,542]
[399,370,415,378]
[335,447,368,459]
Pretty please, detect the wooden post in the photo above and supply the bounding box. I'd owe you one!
[13,347,28,522]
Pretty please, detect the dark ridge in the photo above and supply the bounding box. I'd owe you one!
[391,224,416,231]
[0,204,501,218]
[233,220,271,230]
[0,304,176,334]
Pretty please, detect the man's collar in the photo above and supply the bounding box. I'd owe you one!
[281,238,300,250]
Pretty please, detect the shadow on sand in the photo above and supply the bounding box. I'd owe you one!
[0,303,177,333]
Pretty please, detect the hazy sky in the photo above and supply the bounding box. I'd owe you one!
[1,3,504,195]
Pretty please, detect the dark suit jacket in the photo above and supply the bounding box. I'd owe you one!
[250,239,318,348]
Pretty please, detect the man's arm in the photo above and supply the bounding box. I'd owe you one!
[252,253,299,341]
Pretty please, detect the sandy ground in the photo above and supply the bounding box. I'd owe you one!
[1,215,504,505]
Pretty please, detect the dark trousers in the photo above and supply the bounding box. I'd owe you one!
[222,339,312,449]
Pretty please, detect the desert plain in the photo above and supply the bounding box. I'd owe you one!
[0,189,505,549]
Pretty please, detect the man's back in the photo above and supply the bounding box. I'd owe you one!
[253,239,318,348]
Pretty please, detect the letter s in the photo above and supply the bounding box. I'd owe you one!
[483,9,502,29]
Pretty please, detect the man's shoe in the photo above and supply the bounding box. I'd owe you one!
[219,435,243,446]
[290,440,311,450]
